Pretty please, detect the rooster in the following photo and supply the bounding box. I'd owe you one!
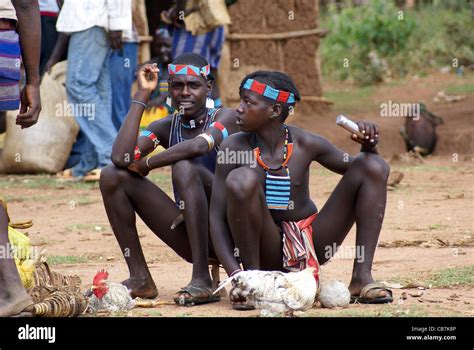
[86,270,135,313]
[214,268,317,317]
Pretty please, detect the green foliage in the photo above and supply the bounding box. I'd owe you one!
[321,1,474,85]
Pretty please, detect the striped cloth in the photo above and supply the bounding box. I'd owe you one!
[281,212,319,281]
[170,26,225,69]
[0,30,20,111]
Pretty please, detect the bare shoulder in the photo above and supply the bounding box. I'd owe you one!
[146,115,173,135]
[219,131,252,150]
[215,107,238,126]
[215,107,238,119]
[287,125,329,147]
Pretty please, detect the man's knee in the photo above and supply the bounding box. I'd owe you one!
[226,167,259,200]
[353,153,390,181]
[172,160,201,187]
[99,165,130,194]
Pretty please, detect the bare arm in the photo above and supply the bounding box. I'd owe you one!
[142,108,238,173]
[311,120,381,174]
[209,139,242,275]
[44,33,69,74]
[111,64,160,167]
[12,0,41,128]
[309,133,353,175]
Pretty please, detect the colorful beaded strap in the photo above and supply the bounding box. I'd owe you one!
[243,79,296,104]
[252,126,293,210]
[168,64,211,78]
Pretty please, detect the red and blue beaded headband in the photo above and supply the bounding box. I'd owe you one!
[168,64,211,78]
[243,79,296,104]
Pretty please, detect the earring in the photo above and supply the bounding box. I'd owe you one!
[166,96,173,108]
[206,97,215,109]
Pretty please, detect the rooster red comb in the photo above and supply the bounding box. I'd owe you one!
[93,269,109,286]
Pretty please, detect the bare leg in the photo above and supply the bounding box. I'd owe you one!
[225,167,282,270]
[171,159,214,290]
[0,206,33,316]
[100,165,192,298]
[311,152,390,297]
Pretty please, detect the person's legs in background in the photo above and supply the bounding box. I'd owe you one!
[171,26,225,107]
[66,26,117,177]
[109,42,138,131]
[39,14,58,76]
[207,26,225,107]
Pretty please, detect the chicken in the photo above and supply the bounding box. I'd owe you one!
[215,267,318,317]
[86,270,135,313]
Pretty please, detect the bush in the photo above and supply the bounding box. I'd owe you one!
[320,1,474,85]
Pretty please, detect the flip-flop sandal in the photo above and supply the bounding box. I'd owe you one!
[173,285,220,306]
[56,168,83,182]
[350,282,393,304]
[83,168,101,182]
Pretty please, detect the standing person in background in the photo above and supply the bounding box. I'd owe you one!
[144,28,172,114]
[0,0,41,317]
[109,0,137,131]
[161,0,227,108]
[38,0,61,76]
[55,0,132,182]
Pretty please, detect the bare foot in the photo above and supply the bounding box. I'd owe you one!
[122,277,158,299]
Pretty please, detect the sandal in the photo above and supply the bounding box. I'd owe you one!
[83,168,101,182]
[350,282,393,304]
[173,285,220,306]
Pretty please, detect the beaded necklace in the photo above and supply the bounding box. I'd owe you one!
[252,125,293,210]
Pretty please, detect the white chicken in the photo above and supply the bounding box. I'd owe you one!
[86,270,135,313]
[215,267,318,317]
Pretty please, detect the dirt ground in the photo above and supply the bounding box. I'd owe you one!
[2,72,473,317]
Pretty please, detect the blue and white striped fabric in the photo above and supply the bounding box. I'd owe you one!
[0,30,21,111]
[265,173,291,210]
[170,26,225,69]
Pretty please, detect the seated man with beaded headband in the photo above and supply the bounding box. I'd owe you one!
[99,53,239,305]
[210,71,393,310]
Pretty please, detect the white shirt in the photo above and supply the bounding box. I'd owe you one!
[56,0,132,34]
[0,0,16,21]
[39,0,59,14]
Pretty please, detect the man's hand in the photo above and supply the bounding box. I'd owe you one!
[44,56,59,74]
[137,63,159,93]
[109,30,123,50]
[127,158,150,177]
[351,121,379,152]
[16,84,41,129]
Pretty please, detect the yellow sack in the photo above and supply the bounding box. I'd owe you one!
[8,226,35,288]
[8,226,31,261]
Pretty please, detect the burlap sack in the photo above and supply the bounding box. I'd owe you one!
[185,0,231,35]
[2,61,79,174]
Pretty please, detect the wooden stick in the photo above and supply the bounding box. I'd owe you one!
[226,28,329,41]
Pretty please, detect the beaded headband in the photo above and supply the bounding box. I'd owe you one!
[243,78,296,104]
[168,64,211,78]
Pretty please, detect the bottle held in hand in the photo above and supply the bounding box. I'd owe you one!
[336,114,364,139]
